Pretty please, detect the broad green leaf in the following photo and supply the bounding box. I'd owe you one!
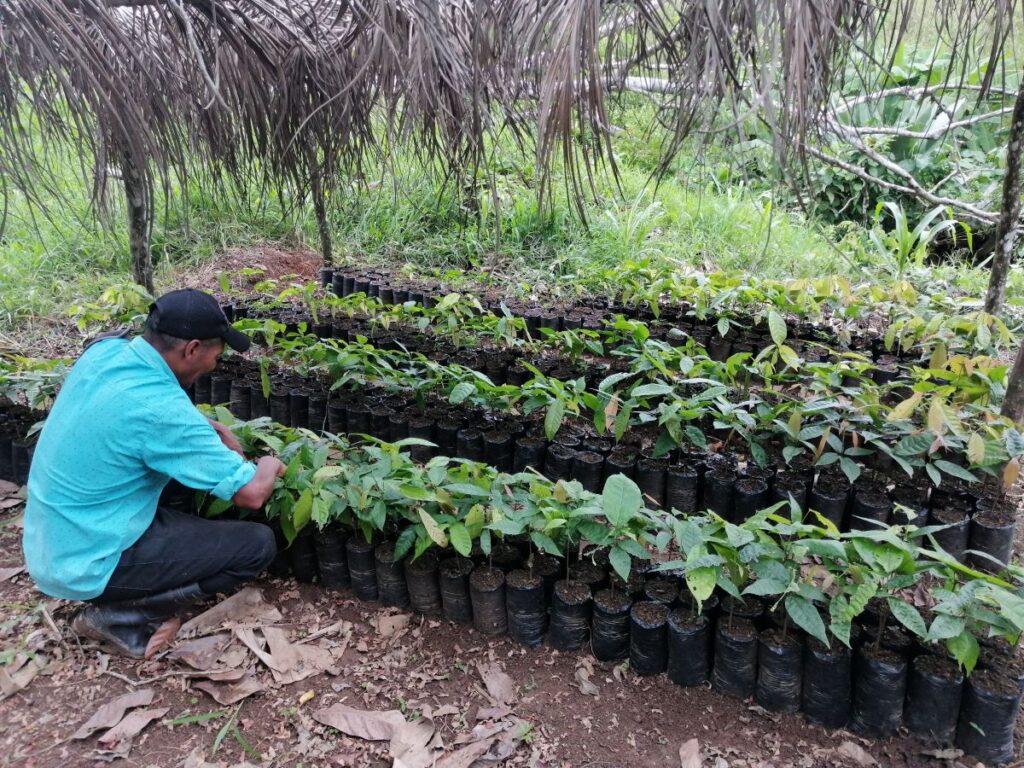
[464,504,485,537]
[418,509,447,547]
[717,316,730,337]
[768,311,787,346]
[886,599,927,639]
[933,460,978,484]
[609,546,632,583]
[449,381,476,404]
[784,594,828,645]
[926,613,965,642]
[685,566,717,607]
[945,630,979,674]
[449,523,472,557]
[292,489,313,532]
[399,484,434,501]
[544,400,565,440]
[743,578,788,597]
[602,474,644,528]
[530,531,562,557]
[967,433,986,465]
[630,383,675,398]
[393,526,418,562]
[314,465,344,481]
[445,483,491,497]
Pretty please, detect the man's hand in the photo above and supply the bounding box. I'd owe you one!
[208,418,245,459]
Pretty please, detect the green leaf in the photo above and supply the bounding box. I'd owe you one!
[933,460,978,484]
[602,474,644,528]
[886,599,927,639]
[609,546,632,583]
[530,531,562,557]
[743,578,788,597]
[418,509,447,547]
[544,400,565,440]
[784,594,828,645]
[445,483,491,498]
[314,465,344,482]
[399,484,434,501]
[768,311,787,346]
[393,526,418,562]
[945,630,980,674]
[292,489,313,533]
[449,523,472,557]
[926,613,965,642]
[630,383,675,398]
[449,381,476,404]
[717,317,730,337]
[685,566,717,607]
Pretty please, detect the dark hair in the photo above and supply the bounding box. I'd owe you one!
[144,314,221,352]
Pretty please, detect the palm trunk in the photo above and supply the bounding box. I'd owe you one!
[310,168,333,266]
[984,79,1024,314]
[120,151,154,295]
[1002,343,1024,425]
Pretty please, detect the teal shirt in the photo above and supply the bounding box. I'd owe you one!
[22,337,257,600]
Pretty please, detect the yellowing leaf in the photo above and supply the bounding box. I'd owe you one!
[418,509,448,547]
[967,433,986,466]
[928,396,946,435]
[888,393,922,421]
[1003,457,1021,492]
[929,342,948,370]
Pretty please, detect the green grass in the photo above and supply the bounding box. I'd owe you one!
[0,93,1018,333]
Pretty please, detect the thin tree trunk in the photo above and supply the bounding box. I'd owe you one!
[120,152,154,295]
[1003,343,1024,424]
[984,79,1024,314]
[310,169,332,266]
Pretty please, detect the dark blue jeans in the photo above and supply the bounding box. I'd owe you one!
[96,506,277,601]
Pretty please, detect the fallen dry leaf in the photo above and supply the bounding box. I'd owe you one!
[97,706,170,746]
[475,705,511,721]
[375,613,411,638]
[167,634,232,670]
[837,741,877,767]
[0,656,46,701]
[920,747,964,760]
[476,662,516,706]
[679,738,703,768]
[389,718,440,768]
[144,617,180,660]
[235,627,336,685]
[194,670,265,705]
[178,587,281,636]
[434,737,498,768]
[313,703,407,741]
[72,689,156,739]
[0,565,25,582]
[574,666,599,696]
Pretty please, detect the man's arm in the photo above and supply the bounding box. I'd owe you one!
[208,418,245,458]
[232,455,286,510]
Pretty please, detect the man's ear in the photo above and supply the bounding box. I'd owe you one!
[183,339,203,358]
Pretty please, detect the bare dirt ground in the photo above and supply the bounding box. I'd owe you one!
[0,490,1005,768]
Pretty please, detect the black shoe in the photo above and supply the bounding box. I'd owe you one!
[71,606,152,658]
[105,583,210,623]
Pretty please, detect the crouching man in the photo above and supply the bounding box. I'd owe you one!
[22,288,284,657]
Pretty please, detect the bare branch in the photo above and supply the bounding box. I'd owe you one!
[803,143,999,224]
[833,107,1016,140]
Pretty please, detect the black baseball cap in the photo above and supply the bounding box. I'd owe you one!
[148,289,251,353]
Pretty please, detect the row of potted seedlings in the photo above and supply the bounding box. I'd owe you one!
[191,355,1018,574]
[205,413,1024,768]
[315,266,886,361]
[272,523,1020,766]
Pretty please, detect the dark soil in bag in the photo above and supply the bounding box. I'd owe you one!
[851,645,907,737]
[720,595,764,627]
[636,459,666,508]
[405,551,442,615]
[955,668,1022,765]
[572,451,605,493]
[704,467,735,520]
[733,477,769,522]
[374,542,411,609]
[489,543,523,574]
[346,536,379,601]
[289,527,319,583]
[549,579,592,651]
[506,569,547,647]
[603,449,637,481]
[313,525,350,589]
[470,566,508,635]
[849,488,892,531]
[755,629,803,713]
[643,578,679,606]
[967,505,1016,572]
[570,561,607,593]
[665,464,699,514]
[513,437,547,473]
[591,589,633,661]
[439,556,474,623]
[630,601,669,676]
[906,654,963,744]
[712,618,758,699]
[802,637,851,728]
[667,610,711,686]
[531,553,562,601]
[928,506,970,561]
[808,480,848,529]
